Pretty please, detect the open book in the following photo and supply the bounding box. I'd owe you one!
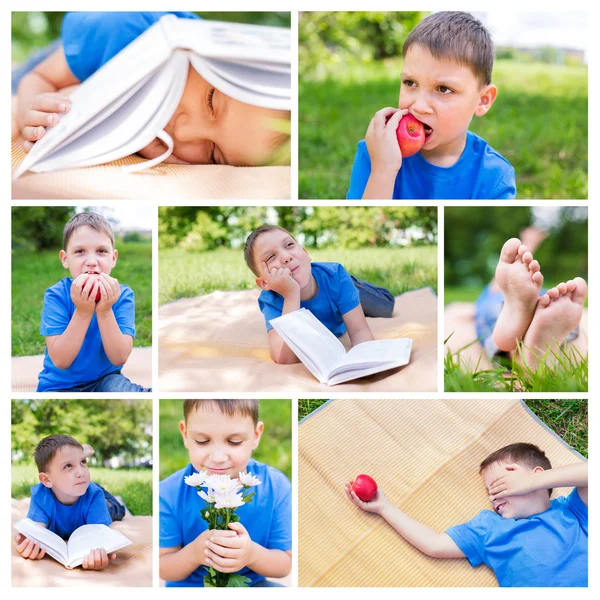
[13,15,291,178]
[270,308,412,385]
[13,518,131,569]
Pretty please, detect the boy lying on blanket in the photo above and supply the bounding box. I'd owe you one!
[345,442,587,587]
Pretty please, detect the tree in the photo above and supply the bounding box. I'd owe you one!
[12,206,75,251]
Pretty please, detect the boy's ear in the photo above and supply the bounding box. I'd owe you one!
[532,465,545,474]
[474,84,497,117]
[59,249,69,269]
[179,420,189,449]
[111,248,118,268]
[38,472,52,488]
[255,277,268,290]
[252,421,265,450]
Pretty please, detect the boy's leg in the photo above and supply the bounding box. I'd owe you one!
[89,372,151,392]
[95,483,127,521]
[474,283,506,360]
[350,276,395,318]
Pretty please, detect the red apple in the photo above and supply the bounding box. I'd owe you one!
[84,274,102,303]
[351,474,378,502]
[396,114,425,157]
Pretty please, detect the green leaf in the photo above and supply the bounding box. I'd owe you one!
[226,574,252,587]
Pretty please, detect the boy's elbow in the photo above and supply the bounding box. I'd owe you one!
[51,355,73,370]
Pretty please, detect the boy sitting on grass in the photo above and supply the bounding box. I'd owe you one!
[159,400,292,587]
[346,442,587,587]
[347,11,515,200]
[37,211,149,392]
[15,435,126,570]
[244,224,395,364]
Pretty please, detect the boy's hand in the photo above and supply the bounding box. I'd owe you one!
[81,548,116,570]
[95,273,121,313]
[344,481,388,515]
[70,274,100,315]
[488,464,538,499]
[365,107,407,176]
[21,92,71,151]
[204,522,254,573]
[15,534,46,560]
[260,261,300,298]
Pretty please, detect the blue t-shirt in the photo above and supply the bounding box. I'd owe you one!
[347,131,516,200]
[160,460,292,587]
[258,262,360,336]
[61,12,200,81]
[37,277,136,392]
[446,488,588,587]
[27,481,112,540]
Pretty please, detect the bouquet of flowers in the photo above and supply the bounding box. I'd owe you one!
[184,470,261,587]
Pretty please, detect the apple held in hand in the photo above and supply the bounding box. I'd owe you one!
[396,114,425,157]
[84,274,102,303]
[351,474,378,502]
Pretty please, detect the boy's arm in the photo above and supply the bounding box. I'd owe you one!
[489,462,588,506]
[345,484,465,559]
[342,305,375,347]
[159,530,216,582]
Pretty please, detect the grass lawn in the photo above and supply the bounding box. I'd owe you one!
[159,400,292,482]
[298,399,587,457]
[159,246,437,305]
[299,59,587,199]
[12,241,152,356]
[11,464,152,515]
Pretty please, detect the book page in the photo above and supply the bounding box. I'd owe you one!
[13,518,68,566]
[67,524,132,568]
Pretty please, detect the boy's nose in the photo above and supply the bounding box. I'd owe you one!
[411,91,433,114]
[210,450,227,463]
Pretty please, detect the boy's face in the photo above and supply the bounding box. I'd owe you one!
[253,229,313,289]
[399,45,496,156]
[179,404,264,478]
[482,461,544,519]
[138,67,285,167]
[39,445,90,504]
[59,226,117,279]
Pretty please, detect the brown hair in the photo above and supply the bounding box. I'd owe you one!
[63,211,115,250]
[403,11,494,86]
[480,443,553,496]
[243,224,294,276]
[34,434,83,473]
[183,400,259,426]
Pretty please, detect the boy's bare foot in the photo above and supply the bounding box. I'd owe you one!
[519,277,587,368]
[492,238,544,352]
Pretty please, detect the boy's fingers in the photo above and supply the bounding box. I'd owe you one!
[25,109,60,128]
[23,140,34,152]
[22,125,46,142]
[31,94,71,113]
[109,553,117,561]
[37,547,46,560]
[386,109,405,132]
[373,107,401,126]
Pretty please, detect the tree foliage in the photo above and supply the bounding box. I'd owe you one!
[12,206,75,251]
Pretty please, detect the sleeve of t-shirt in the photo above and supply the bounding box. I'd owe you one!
[258,292,284,333]
[492,165,517,199]
[40,284,71,337]
[114,286,136,338]
[346,141,371,200]
[335,264,360,316]
[566,487,588,535]
[445,510,491,568]
[266,471,292,551]
[61,11,199,82]
[159,484,183,548]
[84,485,112,527]
[26,490,51,527]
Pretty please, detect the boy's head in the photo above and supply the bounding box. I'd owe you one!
[179,400,264,478]
[138,67,290,167]
[35,435,90,503]
[400,11,497,153]
[59,212,118,279]
[480,443,552,519]
[244,225,312,290]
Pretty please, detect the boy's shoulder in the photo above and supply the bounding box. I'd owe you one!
[466,131,514,171]
[44,276,73,297]
[311,262,346,279]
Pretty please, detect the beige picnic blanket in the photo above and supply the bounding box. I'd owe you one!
[11,497,152,587]
[444,302,588,370]
[11,99,290,200]
[298,398,586,587]
[159,288,437,392]
[11,346,152,392]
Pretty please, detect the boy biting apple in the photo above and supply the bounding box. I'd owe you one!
[37,211,149,392]
[159,400,292,587]
[347,11,516,200]
[346,442,587,587]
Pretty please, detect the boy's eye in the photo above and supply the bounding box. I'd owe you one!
[286,242,294,248]
[228,441,243,446]
[402,79,417,88]
[265,255,275,263]
[195,440,209,445]
[437,85,453,94]
[206,87,215,115]
[64,463,72,469]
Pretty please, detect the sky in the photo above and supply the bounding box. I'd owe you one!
[76,204,154,232]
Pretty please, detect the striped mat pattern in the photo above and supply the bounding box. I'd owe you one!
[299,399,584,587]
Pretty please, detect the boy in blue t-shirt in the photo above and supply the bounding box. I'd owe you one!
[37,211,149,392]
[159,400,292,587]
[14,12,290,168]
[15,435,125,570]
[347,11,516,200]
[244,224,395,364]
[346,442,587,587]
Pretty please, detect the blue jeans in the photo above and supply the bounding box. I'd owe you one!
[96,483,127,521]
[56,371,151,392]
[12,39,61,94]
[351,276,395,318]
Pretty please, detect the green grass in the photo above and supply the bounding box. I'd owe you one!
[11,464,152,515]
[444,338,588,393]
[298,400,329,421]
[12,241,152,356]
[159,400,292,482]
[159,246,437,305]
[299,59,587,199]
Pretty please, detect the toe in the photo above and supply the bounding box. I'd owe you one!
[528,259,540,273]
[547,286,560,299]
[522,251,533,267]
[556,282,568,295]
[532,271,544,287]
[499,238,521,264]
[566,280,576,294]
[537,294,551,308]
[517,244,529,261]
[571,277,588,306]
